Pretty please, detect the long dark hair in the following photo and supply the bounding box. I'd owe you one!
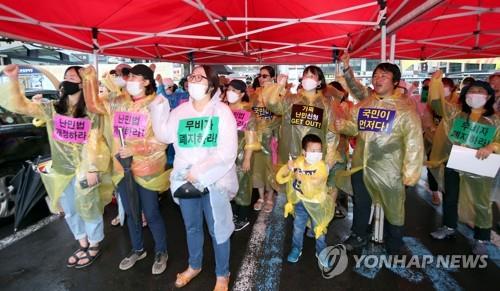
[200,65,220,98]
[459,81,495,117]
[303,65,326,91]
[54,66,87,118]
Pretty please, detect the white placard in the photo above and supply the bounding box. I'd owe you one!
[446,145,500,178]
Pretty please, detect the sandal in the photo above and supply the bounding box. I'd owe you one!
[175,267,202,288]
[213,274,230,291]
[75,246,101,269]
[253,198,264,211]
[67,246,88,268]
[263,199,274,213]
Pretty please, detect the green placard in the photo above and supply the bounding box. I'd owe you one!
[448,117,495,149]
[178,116,219,148]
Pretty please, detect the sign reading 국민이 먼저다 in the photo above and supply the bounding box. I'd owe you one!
[448,117,496,149]
[178,116,219,148]
[252,106,274,120]
[290,104,324,129]
[53,114,91,144]
[113,111,148,139]
[232,109,251,131]
[357,108,396,133]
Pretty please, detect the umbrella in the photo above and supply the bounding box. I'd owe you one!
[114,127,141,226]
[12,157,47,231]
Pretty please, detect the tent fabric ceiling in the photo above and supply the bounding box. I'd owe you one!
[0,0,498,64]
[357,0,500,60]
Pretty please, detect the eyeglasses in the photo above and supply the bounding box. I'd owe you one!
[257,74,270,79]
[187,74,207,82]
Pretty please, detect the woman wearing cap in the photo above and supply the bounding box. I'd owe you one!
[150,65,237,291]
[0,64,112,269]
[428,74,499,255]
[81,64,170,275]
[226,79,260,231]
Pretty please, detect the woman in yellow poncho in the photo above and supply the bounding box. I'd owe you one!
[81,64,169,274]
[276,134,334,268]
[250,65,281,213]
[428,73,500,256]
[0,64,112,268]
[226,79,261,231]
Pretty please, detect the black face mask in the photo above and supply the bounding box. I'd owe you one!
[61,81,81,95]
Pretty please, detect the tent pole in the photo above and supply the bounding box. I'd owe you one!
[390,34,396,63]
[380,0,387,62]
[381,24,387,62]
[188,52,194,73]
[92,28,99,76]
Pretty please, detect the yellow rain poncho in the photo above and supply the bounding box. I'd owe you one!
[81,68,169,192]
[232,102,261,206]
[251,87,281,191]
[261,84,340,167]
[276,156,334,238]
[0,79,113,221]
[428,73,500,229]
[337,87,424,226]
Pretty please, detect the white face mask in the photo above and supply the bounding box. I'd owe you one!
[226,91,240,103]
[305,152,323,165]
[443,87,451,97]
[126,81,144,98]
[466,93,488,109]
[114,76,126,88]
[189,83,208,101]
[301,78,318,91]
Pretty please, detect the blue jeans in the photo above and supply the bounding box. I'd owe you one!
[179,194,230,277]
[118,179,167,253]
[291,202,326,254]
[59,178,104,244]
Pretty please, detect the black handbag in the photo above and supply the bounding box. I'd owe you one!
[173,182,209,199]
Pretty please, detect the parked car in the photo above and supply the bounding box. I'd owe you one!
[0,65,59,220]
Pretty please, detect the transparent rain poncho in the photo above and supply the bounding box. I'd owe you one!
[250,87,281,191]
[0,79,113,221]
[232,102,261,206]
[261,84,339,167]
[276,156,334,238]
[428,72,500,229]
[81,68,170,192]
[338,69,424,226]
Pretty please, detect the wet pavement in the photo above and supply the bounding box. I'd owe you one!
[0,174,498,291]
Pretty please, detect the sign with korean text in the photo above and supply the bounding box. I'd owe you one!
[53,114,91,144]
[448,117,495,149]
[178,116,219,148]
[252,106,274,120]
[113,111,148,139]
[290,104,324,129]
[357,108,396,133]
[232,109,251,131]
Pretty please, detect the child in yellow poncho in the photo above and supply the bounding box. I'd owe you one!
[276,134,334,268]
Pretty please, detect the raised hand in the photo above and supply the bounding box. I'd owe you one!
[2,64,19,80]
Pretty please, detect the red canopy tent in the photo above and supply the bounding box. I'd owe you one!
[0,0,442,65]
[356,0,500,60]
[0,1,497,64]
